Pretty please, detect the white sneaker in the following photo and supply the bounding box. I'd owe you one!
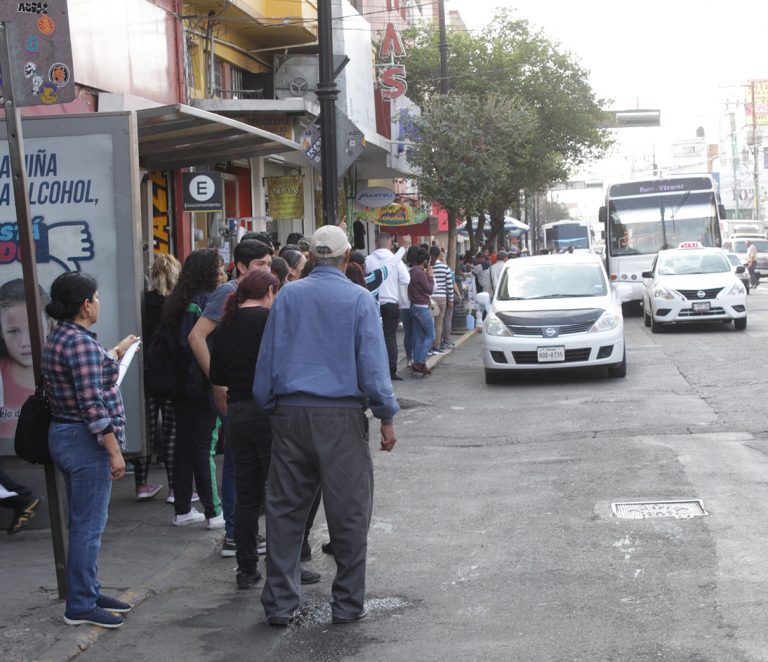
[206,513,225,530]
[172,508,205,526]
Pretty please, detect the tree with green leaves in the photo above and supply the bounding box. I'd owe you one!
[407,91,536,270]
[400,10,612,250]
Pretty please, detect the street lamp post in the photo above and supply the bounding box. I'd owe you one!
[317,0,339,225]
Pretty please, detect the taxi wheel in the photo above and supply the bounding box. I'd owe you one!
[650,316,664,333]
[608,350,627,378]
[643,307,651,327]
[734,316,747,330]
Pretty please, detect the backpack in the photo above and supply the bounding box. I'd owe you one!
[143,324,188,399]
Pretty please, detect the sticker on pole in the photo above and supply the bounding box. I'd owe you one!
[0,0,75,107]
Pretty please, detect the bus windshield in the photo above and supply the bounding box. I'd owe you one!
[543,223,589,251]
[608,191,719,257]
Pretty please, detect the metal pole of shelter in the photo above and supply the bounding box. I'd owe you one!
[317,0,340,225]
[0,22,69,600]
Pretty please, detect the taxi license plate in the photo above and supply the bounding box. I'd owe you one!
[537,346,565,362]
[692,302,710,312]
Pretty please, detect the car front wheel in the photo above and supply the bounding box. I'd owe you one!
[485,369,505,385]
[608,349,627,378]
[650,315,664,333]
[734,316,747,330]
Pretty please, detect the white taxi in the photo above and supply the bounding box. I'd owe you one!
[641,243,747,332]
[477,253,625,384]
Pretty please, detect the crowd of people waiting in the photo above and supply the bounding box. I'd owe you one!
[2,226,519,629]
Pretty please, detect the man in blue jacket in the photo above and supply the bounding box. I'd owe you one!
[254,224,399,626]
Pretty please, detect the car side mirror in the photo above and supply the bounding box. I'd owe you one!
[598,206,607,223]
[641,271,653,278]
[476,292,491,308]
[736,265,745,274]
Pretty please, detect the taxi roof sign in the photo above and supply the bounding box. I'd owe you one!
[678,241,703,249]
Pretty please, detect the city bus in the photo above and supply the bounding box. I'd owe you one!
[598,175,725,305]
[540,219,596,254]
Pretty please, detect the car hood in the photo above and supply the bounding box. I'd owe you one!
[492,295,616,314]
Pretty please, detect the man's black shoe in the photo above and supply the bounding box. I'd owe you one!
[236,569,262,590]
[391,374,404,381]
[301,537,312,562]
[300,568,320,585]
[332,606,369,624]
[321,541,333,555]
[265,611,295,627]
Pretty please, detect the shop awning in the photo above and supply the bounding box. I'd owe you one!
[136,104,303,171]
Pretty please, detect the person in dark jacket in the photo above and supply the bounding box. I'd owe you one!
[139,254,180,502]
[162,249,226,528]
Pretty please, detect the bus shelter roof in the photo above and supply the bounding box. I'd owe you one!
[136,104,303,171]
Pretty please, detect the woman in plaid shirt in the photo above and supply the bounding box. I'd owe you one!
[43,272,139,629]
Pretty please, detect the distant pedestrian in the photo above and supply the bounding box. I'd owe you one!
[366,233,410,381]
[255,225,398,626]
[43,271,139,629]
[408,247,435,376]
[0,468,40,535]
[429,246,451,353]
[745,240,759,288]
[489,250,507,293]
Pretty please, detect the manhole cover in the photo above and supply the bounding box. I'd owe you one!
[611,499,708,519]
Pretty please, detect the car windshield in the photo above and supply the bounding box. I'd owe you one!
[657,252,730,275]
[498,263,607,300]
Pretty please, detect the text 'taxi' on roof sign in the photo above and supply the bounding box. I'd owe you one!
[0,1,75,108]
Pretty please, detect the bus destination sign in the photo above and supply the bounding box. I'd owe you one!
[610,177,713,198]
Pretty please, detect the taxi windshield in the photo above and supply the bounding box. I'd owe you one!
[657,252,730,275]
[498,263,607,300]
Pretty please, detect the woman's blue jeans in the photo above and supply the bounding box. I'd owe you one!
[49,422,113,615]
[411,305,435,364]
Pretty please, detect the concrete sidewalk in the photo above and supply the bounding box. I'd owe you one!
[0,327,477,662]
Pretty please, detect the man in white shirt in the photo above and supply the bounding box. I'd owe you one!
[489,250,507,293]
[366,233,410,380]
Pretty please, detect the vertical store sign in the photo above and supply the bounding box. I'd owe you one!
[377,1,408,101]
[151,171,171,254]
[0,1,76,107]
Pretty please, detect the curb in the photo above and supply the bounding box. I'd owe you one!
[397,327,479,375]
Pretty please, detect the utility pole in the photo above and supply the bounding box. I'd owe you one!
[437,0,456,268]
[730,112,740,218]
[317,0,339,225]
[751,81,761,220]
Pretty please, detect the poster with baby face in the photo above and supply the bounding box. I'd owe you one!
[0,114,142,453]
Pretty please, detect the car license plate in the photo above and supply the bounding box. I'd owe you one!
[692,302,710,312]
[538,346,565,362]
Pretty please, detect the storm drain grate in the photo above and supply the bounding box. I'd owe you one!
[611,499,708,519]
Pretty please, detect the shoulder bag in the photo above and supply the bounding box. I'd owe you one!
[14,379,52,464]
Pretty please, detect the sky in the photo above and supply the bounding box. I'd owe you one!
[443,0,768,214]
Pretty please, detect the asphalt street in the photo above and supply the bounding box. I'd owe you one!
[6,288,768,661]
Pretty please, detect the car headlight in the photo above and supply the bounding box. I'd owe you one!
[653,286,674,300]
[484,313,511,337]
[590,308,622,333]
[728,282,745,296]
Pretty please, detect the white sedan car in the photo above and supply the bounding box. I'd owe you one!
[477,253,626,384]
[641,244,747,332]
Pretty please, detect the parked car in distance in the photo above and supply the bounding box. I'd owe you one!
[641,243,747,332]
[478,253,625,384]
[726,252,750,293]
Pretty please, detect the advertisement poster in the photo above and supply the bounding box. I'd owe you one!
[266,175,304,221]
[0,115,142,453]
